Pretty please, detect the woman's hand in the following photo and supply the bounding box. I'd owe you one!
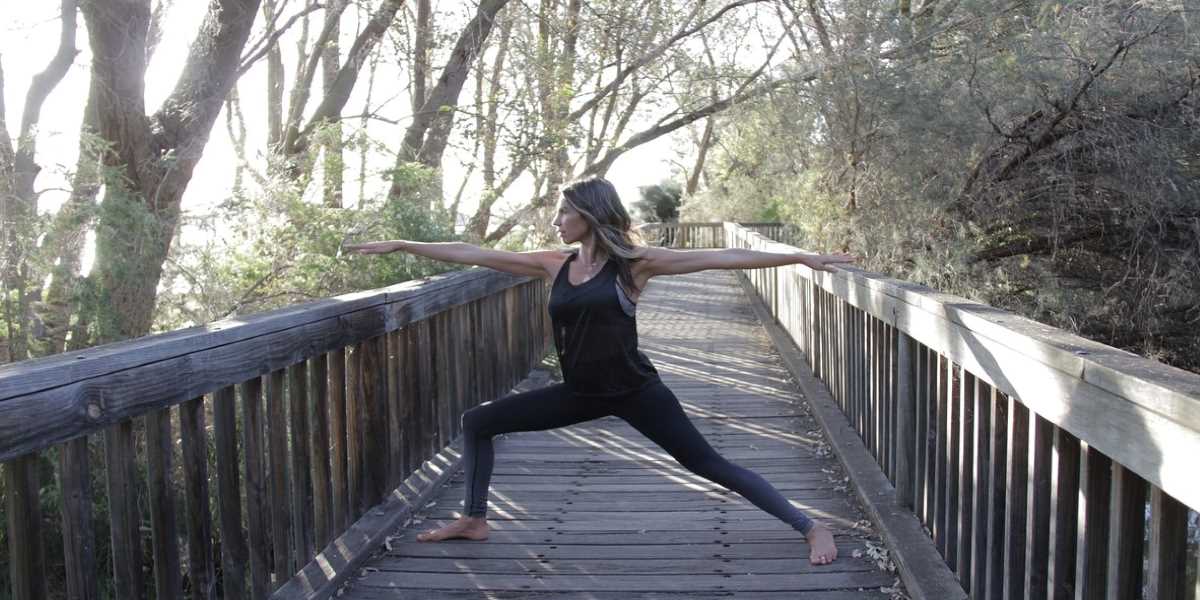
[795,252,857,272]
[343,241,405,255]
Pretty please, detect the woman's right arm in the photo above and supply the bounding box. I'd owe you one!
[344,240,562,279]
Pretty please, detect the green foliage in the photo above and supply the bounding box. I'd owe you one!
[633,180,682,223]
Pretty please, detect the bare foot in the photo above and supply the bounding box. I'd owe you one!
[806,523,837,565]
[416,516,489,542]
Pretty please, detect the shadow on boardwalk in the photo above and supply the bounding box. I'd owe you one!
[337,270,903,599]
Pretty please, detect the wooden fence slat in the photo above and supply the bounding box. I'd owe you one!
[955,370,976,588]
[1048,428,1080,600]
[328,349,349,533]
[400,327,420,476]
[5,453,46,599]
[311,354,333,549]
[1023,414,1053,599]
[1146,487,1189,600]
[361,337,389,509]
[1105,464,1147,600]
[180,396,216,599]
[894,333,915,509]
[266,370,292,586]
[1074,444,1111,600]
[239,377,271,600]
[1002,396,1029,599]
[214,386,247,600]
[104,420,143,600]
[914,345,929,524]
[983,385,1008,600]
[386,331,403,492]
[288,362,315,565]
[145,407,181,599]
[943,360,960,569]
[58,436,96,600]
[968,377,992,600]
[346,345,364,521]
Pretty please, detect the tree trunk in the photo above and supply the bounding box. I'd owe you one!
[413,0,431,114]
[81,0,261,342]
[322,2,343,207]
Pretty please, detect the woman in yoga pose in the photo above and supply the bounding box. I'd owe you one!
[346,176,854,565]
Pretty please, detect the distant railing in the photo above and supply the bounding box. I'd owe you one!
[0,269,550,599]
[728,222,1200,599]
[637,221,801,249]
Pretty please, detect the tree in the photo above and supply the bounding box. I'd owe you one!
[633,180,682,223]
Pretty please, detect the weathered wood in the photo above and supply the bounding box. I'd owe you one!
[360,337,389,510]
[386,331,403,492]
[893,333,914,509]
[1002,396,1029,599]
[1104,464,1146,600]
[914,345,929,524]
[345,344,364,523]
[104,420,142,600]
[240,376,271,600]
[1023,413,1053,599]
[58,436,97,600]
[213,386,248,600]
[145,407,181,599]
[983,385,1008,600]
[0,269,535,463]
[942,359,960,569]
[1074,444,1111,600]
[1047,428,1079,600]
[954,370,975,588]
[968,377,991,600]
[180,396,216,599]
[328,349,349,533]
[1146,487,1189,600]
[288,362,316,565]
[726,226,1200,513]
[310,354,333,549]
[5,453,46,599]
[266,370,292,586]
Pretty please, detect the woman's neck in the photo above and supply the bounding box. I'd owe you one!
[578,238,604,265]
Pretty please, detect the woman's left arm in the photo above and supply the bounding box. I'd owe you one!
[638,247,856,278]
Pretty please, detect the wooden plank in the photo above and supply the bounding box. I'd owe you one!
[310,354,333,549]
[1146,487,1189,600]
[343,589,887,600]
[180,395,216,599]
[1023,413,1053,599]
[351,570,893,593]
[968,377,991,600]
[346,345,363,522]
[5,453,46,599]
[1002,396,1029,599]
[983,385,1008,600]
[943,360,960,569]
[894,333,914,509]
[288,361,315,565]
[57,436,97,600]
[954,370,975,589]
[361,336,389,509]
[370,556,875,575]
[239,377,271,600]
[213,386,248,600]
[1047,427,1079,600]
[1105,464,1146,599]
[386,331,403,492]
[1074,444,1111,600]
[0,270,536,463]
[266,370,292,586]
[145,407,181,599]
[104,420,143,600]
[328,349,348,533]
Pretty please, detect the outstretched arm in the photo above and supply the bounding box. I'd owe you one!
[638,247,855,278]
[344,240,562,279]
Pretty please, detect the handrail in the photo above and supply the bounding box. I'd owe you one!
[727,222,1200,598]
[0,268,551,598]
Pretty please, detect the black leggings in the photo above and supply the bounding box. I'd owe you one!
[459,380,814,534]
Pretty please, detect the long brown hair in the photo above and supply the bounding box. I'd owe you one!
[561,176,645,295]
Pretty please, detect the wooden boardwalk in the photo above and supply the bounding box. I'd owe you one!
[338,270,902,599]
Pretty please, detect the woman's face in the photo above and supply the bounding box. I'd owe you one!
[553,199,591,244]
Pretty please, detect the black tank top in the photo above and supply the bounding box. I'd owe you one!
[548,252,660,397]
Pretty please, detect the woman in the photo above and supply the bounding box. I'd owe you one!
[346,177,854,565]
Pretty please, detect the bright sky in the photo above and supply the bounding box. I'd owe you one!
[3,2,689,254]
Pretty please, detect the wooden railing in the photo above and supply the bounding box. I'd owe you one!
[727,223,1200,599]
[0,269,550,599]
[637,221,801,249]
